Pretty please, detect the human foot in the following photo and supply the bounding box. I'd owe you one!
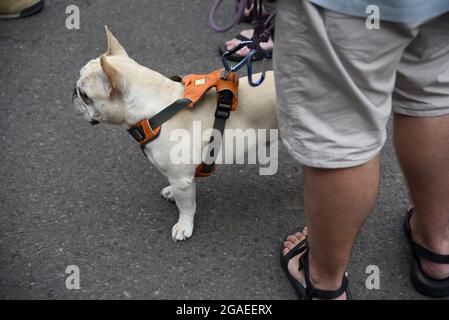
[281,227,348,300]
[409,210,449,280]
[404,208,449,297]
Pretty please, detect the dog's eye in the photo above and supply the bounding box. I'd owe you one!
[79,89,93,105]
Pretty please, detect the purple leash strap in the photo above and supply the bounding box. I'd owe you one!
[208,0,250,32]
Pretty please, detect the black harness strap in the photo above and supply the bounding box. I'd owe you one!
[128,98,191,148]
[149,98,192,129]
[198,90,233,175]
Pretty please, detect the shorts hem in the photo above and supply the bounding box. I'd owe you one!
[283,139,382,169]
[393,103,449,118]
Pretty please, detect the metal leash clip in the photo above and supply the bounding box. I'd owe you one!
[246,48,269,87]
[221,40,253,79]
[221,40,269,87]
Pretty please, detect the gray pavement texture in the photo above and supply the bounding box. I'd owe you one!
[0,0,445,300]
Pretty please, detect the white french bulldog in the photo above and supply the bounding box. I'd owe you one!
[73,27,277,241]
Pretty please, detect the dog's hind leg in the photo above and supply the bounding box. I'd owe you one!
[169,176,196,242]
[160,186,175,202]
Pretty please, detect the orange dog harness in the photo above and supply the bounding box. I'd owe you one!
[182,69,239,111]
[128,69,239,177]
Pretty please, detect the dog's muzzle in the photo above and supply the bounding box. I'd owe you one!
[72,87,99,125]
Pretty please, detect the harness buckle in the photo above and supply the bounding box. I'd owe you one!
[215,102,231,119]
[129,126,145,142]
[215,90,233,119]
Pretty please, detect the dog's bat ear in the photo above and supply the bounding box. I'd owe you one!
[100,55,120,96]
[104,25,129,57]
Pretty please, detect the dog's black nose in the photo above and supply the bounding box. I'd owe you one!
[90,120,100,126]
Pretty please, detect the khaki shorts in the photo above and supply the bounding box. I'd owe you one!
[273,0,449,168]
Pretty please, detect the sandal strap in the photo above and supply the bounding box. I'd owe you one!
[299,252,349,300]
[411,241,449,264]
[406,208,449,264]
[284,238,308,263]
[236,34,251,42]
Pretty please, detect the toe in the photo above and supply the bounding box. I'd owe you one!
[282,231,307,256]
[235,47,250,57]
[283,240,295,250]
[282,234,305,256]
[225,39,239,50]
[287,234,303,245]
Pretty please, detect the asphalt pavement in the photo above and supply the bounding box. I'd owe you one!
[0,0,444,300]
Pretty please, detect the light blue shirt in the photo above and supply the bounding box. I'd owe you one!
[307,0,449,23]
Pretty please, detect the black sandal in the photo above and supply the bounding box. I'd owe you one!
[404,208,449,297]
[218,34,272,62]
[0,0,44,19]
[280,230,352,300]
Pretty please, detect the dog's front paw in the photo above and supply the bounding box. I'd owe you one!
[171,220,193,242]
[160,186,175,202]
